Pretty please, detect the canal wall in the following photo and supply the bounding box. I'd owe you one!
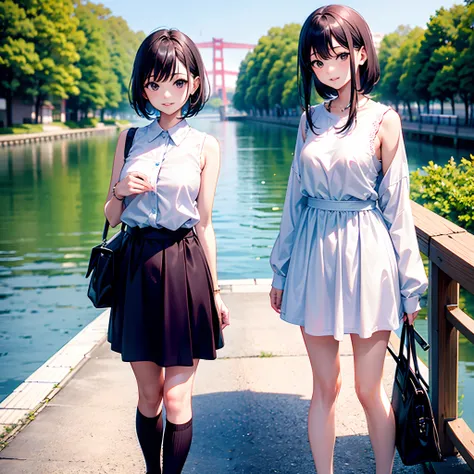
[0,125,121,147]
[230,115,474,146]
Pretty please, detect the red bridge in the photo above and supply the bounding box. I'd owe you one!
[196,39,255,107]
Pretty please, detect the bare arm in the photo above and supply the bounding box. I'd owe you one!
[104,130,128,227]
[379,108,401,175]
[195,134,230,328]
[195,134,220,288]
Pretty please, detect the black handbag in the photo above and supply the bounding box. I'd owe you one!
[389,321,442,465]
[85,127,138,308]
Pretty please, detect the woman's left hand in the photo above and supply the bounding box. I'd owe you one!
[215,293,230,329]
[403,310,420,326]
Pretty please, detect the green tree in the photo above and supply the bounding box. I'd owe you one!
[397,27,425,120]
[377,27,415,111]
[0,0,39,127]
[268,25,299,110]
[454,3,474,124]
[234,24,301,114]
[233,54,251,112]
[104,15,144,114]
[68,1,109,120]
[428,45,458,114]
[68,2,143,121]
[21,0,84,123]
[414,5,465,113]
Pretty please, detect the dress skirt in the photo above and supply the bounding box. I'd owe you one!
[108,225,224,367]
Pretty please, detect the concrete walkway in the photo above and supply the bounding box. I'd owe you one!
[0,292,425,473]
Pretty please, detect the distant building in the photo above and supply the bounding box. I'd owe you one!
[372,32,385,53]
[0,98,56,127]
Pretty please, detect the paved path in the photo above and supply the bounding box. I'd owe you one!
[0,292,426,473]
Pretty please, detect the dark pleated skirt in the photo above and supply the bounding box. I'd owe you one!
[108,225,224,367]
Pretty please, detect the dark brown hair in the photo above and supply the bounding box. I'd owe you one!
[129,29,210,120]
[298,5,380,134]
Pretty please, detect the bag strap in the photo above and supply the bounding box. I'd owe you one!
[124,127,138,159]
[102,127,139,241]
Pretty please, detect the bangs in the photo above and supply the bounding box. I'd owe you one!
[143,37,188,84]
[303,15,349,63]
[297,5,380,136]
[129,28,210,120]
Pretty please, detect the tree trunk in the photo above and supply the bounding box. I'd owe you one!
[450,98,455,115]
[406,102,413,121]
[417,101,421,119]
[100,108,105,121]
[464,98,469,126]
[6,90,13,128]
[440,100,444,115]
[34,94,43,124]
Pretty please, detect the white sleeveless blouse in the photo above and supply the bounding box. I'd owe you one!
[119,119,206,231]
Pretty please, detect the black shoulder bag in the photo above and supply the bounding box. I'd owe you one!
[85,127,138,308]
[389,321,442,465]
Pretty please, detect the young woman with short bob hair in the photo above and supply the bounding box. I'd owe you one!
[105,28,229,474]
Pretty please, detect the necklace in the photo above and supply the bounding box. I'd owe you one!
[328,99,351,113]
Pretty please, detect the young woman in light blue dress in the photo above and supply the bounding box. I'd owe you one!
[269,5,428,473]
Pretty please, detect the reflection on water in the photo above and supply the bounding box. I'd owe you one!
[0,116,473,427]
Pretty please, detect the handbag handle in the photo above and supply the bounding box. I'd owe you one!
[400,321,428,396]
[102,127,138,243]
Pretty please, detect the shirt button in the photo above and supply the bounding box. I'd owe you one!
[155,162,159,166]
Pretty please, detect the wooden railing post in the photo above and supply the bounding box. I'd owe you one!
[429,261,460,456]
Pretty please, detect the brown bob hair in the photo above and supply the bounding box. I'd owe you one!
[129,29,210,120]
[298,5,380,134]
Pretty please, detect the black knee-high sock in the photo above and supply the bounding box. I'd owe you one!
[162,418,193,474]
[136,408,163,474]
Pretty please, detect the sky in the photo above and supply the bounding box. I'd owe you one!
[100,0,459,89]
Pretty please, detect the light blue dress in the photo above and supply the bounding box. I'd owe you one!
[270,101,428,340]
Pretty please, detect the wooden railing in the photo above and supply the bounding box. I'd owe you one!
[412,200,474,469]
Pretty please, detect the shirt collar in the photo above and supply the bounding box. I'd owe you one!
[147,118,190,146]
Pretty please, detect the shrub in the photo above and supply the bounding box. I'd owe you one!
[410,155,474,231]
[0,124,43,135]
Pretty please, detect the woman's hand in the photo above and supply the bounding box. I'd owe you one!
[403,310,420,326]
[114,172,154,198]
[215,293,230,329]
[269,287,283,313]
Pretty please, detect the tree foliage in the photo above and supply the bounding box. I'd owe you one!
[410,156,474,231]
[234,24,301,113]
[0,0,144,126]
[378,3,473,122]
[235,3,473,123]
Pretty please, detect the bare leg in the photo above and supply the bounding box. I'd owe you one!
[131,361,165,417]
[351,331,395,474]
[301,329,341,474]
[163,360,199,424]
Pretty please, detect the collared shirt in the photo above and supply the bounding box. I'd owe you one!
[119,118,206,230]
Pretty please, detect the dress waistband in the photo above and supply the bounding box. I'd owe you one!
[306,197,377,211]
